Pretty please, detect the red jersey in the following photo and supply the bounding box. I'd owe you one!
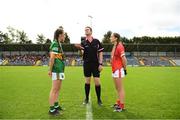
[111,43,125,72]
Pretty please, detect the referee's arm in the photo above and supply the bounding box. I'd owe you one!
[99,52,103,64]
[97,40,104,64]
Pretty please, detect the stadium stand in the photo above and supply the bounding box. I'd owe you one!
[0,44,180,66]
[1,54,48,66]
[172,58,180,66]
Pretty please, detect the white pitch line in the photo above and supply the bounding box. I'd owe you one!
[86,95,93,120]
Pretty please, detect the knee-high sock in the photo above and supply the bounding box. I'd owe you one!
[85,83,90,100]
[95,85,101,101]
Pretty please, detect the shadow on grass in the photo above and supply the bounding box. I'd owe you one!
[92,103,143,119]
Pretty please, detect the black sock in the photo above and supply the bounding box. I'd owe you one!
[85,83,90,100]
[95,85,101,101]
[54,102,59,108]
[49,106,55,112]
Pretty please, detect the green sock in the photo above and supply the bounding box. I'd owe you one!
[50,106,55,112]
[54,102,59,108]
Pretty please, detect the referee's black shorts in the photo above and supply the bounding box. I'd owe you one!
[83,62,100,78]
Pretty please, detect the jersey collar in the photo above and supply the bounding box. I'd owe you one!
[85,36,93,43]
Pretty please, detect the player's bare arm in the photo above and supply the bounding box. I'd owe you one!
[121,55,127,70]
[48,52,55,77]
[74,44,84,55]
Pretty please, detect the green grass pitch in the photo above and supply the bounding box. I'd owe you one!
[0,66,180,119]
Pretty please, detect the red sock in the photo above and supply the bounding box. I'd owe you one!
[116,99,121,106]
[120,103,124,109]
[116,99,125,109]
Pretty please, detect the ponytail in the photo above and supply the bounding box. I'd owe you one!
[113,33,121,51]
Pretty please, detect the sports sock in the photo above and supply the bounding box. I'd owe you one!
[95,85,101,101]
[85,83,90,100]
[116,99,121,105]
[54,102,59,108]
[120,103,124,109]
[116,99,124,109]
[49,106,55,112]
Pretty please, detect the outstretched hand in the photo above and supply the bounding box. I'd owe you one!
[74,44,82,49]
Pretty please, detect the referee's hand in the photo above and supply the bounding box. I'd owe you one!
[98,65,103,72]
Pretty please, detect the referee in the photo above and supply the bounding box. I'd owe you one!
[76,26,104,105]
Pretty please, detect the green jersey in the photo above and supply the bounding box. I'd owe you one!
[49,40,65,73]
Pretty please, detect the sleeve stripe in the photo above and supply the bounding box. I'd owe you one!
[98,48,104,51]
[80,46,84,50]
[51,52,58,54]
[121,53,125,57]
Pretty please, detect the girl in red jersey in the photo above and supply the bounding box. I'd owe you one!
[110,33,127,112]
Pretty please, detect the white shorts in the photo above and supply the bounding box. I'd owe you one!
[52,72,65,81]
[112,68,125,78]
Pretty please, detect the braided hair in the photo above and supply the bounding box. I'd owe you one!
[53,28,64,54]
[54,28,64,41]
[113,33,121,51]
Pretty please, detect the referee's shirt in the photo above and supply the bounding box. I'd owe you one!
[81,37,104,77]
[81,37,104,63]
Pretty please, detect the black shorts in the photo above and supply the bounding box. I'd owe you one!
[83,62,100,77]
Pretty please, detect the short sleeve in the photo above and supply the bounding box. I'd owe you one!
[49,42,59,54]
[80,40,85,50]
[117,44,125,57]
[97,40,104,52]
